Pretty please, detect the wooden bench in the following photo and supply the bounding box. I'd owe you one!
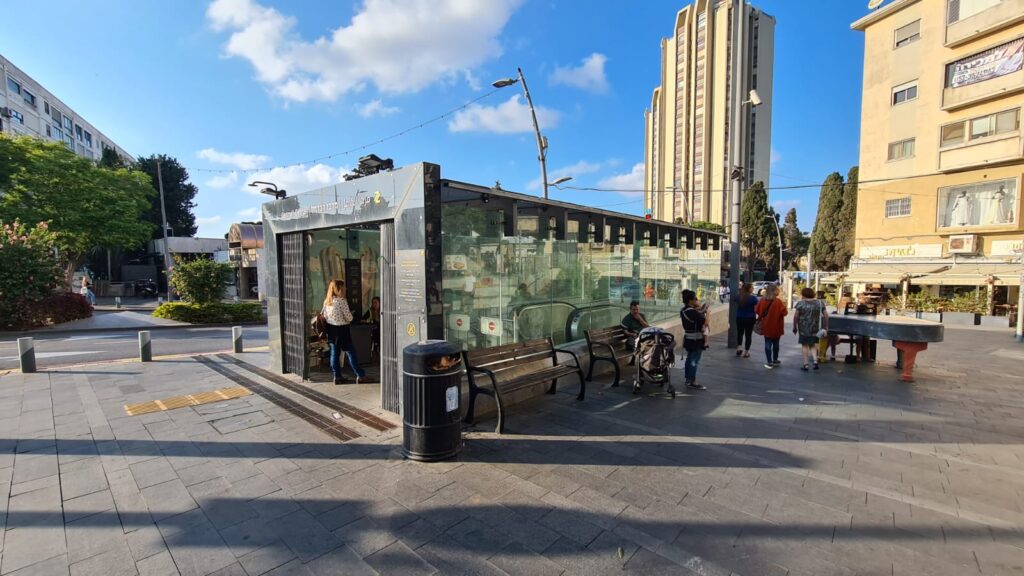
[584,326,633,387]
[463,337,585,434]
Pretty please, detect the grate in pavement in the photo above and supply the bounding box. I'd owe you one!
[216,353,396,432]
[124,386,251,416]
[194,356,361,442]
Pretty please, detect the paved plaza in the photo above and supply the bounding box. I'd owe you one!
[0,327,1022,575]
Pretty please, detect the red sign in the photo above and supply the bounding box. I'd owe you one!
[488,321,496,332]
[456,318,463,327]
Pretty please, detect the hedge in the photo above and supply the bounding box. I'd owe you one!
[152,302,264,324]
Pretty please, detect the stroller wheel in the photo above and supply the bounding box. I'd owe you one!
[632,381,641,394]
[667,385,676,398]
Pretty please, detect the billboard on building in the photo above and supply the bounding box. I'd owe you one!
[948,37,1024,88]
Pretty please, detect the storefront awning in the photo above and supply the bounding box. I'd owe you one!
[912,263,1021,286]
[843,263,949,284]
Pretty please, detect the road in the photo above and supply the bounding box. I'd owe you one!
[0,326,269,370]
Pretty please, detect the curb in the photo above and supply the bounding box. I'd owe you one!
[0,320,268,339]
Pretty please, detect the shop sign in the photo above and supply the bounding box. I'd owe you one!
[990,239,1024,256]
[859,244,943,259]
[445,254,468,271]
[948,38,1024,88]
[480,317,502,336]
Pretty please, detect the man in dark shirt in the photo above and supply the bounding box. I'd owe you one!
[621,300,650,338]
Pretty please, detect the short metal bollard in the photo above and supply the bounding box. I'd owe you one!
[138,331,152,362]
[232,326,243,353]
[17,338,36,373]
[115,296,122,309]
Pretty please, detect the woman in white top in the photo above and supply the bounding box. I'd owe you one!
[322,278,366,384]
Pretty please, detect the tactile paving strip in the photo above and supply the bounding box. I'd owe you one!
[124,386,251,416]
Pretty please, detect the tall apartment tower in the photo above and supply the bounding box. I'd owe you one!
[644,0,775,225]
[0,54,131,162]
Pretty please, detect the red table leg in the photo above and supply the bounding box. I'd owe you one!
[893,341,928,382]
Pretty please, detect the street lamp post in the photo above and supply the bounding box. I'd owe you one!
[156,160,173,302]
[727,0,761,348]
[767,214,783,281]
[493,68,552,199]
[249,181,287,200]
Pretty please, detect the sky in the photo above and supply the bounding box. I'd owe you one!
[1,0,869,238]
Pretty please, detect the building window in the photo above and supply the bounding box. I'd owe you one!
[946,0,1002,25]
[45,125,51,137]
[887,138,916,160]
[6,76,21,95]
[885,197,912,218]
[940,108,1019,147]
[63,116,73,131]
[10,109,24,124]
[22,89,36,108]
[75,124,83,141]
[43,102,50,115]
[50,106,61,123]
[894,20,921,48]
[892,81,918,105]
[84,131,92,147]
[937,178,1017,228]
[52,127,63,141]
[946,37,1024,88]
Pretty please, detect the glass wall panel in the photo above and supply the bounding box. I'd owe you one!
[440,195,722,351]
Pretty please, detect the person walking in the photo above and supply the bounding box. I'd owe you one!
[754,284,787,369]
[80,275,95,306]
[815,290,837,362]
[733,283,758,358]
[680,289,708,390]
[793,287,829,371]
[322,278,368,385]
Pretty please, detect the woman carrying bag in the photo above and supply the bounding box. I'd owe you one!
[322,279,368,384]
[793,287,829,372]
[754,284,788,369]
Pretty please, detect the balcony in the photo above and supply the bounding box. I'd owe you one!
[938,133,1023,172]
[942,64,1024,111]
[946,0,1024,47]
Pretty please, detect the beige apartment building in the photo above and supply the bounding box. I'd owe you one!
[644,0,775,225]
[1,54,131,161]
[849,0,1023,309]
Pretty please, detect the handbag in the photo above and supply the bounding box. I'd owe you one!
[815,301,828,339]
[753,299,770,336]
[311,311,328,341]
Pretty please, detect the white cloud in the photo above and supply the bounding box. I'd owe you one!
[244,163,348,196]
[197,148,271,170]
[207,0,522,102]
[196,215,223,226]
[770,147,782,165]
[772,199,801,211]
[526,160,603,192]
[598,163,645,195]
[549,53,609,94]
[448,95,560,134]
[357,99,400,118]
[205,172,239,189]
[237,206,261,218]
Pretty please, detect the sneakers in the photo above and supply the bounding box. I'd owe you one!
[686,381,707,390]
[736,349,743,357]
[743,351,751,358]
[772,360,782,366]
[813,362,820,370]
[801,364,810,371]
[764,363,774,369]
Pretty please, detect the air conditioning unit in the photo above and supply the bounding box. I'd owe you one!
[948,234,977,254]
[0,107,10,118]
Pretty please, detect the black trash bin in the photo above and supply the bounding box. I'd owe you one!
[402,340,464,462]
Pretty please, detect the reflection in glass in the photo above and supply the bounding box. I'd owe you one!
[937,179,1017,228]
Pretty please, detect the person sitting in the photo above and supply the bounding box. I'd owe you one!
[621,299,650,338]
[362,296,381,360]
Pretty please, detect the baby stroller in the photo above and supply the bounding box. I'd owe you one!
[632,327,677,397]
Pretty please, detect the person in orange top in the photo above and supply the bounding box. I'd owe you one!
[754,284,788,369]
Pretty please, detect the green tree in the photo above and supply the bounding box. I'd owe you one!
[782,208,802,270]
[685,220,726,234]
[0,135,154,282]
[835,166,859,268]
[0,220,63,329]
[740,181,780,280]
[169,257,233,304]
[136,155,199,239]
[811,172,846,270]
[99,147,132,169]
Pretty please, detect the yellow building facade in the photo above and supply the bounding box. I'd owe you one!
[850,0,1023,306]
[644,0,775,225]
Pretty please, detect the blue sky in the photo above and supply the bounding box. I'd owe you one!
[1,0,868,237]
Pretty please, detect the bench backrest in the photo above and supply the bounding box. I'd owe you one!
[585,326,631,349]
[464,337,555,383]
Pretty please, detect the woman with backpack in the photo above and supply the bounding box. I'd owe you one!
[793,287,829,371]
[680,290,708,391]
[754,284,788,369]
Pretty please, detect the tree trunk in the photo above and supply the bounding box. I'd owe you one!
[63,253,82,291]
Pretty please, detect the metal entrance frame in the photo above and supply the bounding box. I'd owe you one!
[279,232,306,378]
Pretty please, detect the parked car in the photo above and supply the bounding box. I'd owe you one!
[752,280,777,296]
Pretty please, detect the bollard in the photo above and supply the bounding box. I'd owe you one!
[115,296,122,309]
[17,338,36,373]
[138,331,152,362]
[232,326,243,353]
[157,296,164,305]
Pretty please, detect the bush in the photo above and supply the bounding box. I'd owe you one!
[32,292,93,325]
[169,257,233,304]
[153,302,263,324]
[0,220,64,330]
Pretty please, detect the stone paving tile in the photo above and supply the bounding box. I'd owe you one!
[271,509,344,563]
[135,549,179,576]
[1,527,68,574]
[5,554,71,576]
[142,479,198,522]
[69,546,137,576]
[299,544,376,576]
[363,541,435,576]
[238,541,297,575]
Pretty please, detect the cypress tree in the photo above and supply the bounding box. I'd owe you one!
[835,166,859,268]
[740,181,779,280]
[811,172,845,270]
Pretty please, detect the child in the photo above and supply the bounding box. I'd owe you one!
[793,287,828,371]
[815,291,837,362]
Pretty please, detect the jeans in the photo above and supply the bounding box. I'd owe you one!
[736,317,755,351]
[764,337,780,363]
[328,325,365,379]
[82,289,95,306]
[683,347,702,382]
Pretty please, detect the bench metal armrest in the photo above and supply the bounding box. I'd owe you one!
[466,365,499,393]
[553,347,583,370]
